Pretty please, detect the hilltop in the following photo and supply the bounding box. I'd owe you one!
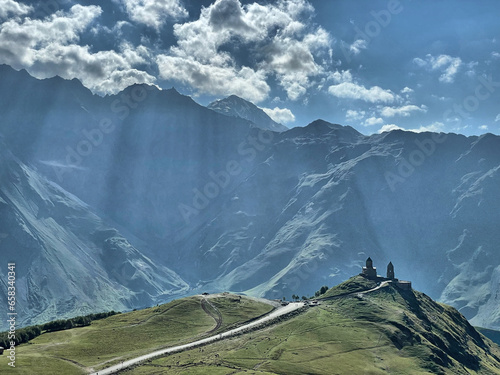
[2,278,500,374]
[118,279,500,374]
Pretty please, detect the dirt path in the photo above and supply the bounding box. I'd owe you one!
[200,297,223,333]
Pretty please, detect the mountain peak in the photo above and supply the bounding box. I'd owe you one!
[208,95,288,132]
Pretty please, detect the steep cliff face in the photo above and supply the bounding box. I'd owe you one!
[208,95,289,132]
[0,146,188,330]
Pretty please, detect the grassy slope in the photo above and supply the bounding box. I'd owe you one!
[321,275,378,298]
[122,284,500,375]
[476,327,500,347]
[3,295,273,375]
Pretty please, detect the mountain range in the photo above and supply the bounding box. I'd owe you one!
[0,64,499,330]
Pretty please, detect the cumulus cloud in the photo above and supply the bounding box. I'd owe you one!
[495,114,500,122]
[330,70,353,84]
[119,0,188,30]
[363,117,384,127]
[378,124,403,133]
[156,0,332,102]
[348,39,367,55]
[0,0,32,19]
[491,51,500,59]
[413,54,462,83]
[345,109,365,122]
[379,121,445,134]
[328,82,396,103]
[410,122,445,133]
[327,69,397,103]
[157,55,270,103]
[0,3,156,94]
[380,104,427,117]
[401,86,414,94]
[261,106,296,124]
[479,125,488,130]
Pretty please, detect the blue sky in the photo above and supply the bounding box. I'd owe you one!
[0,0,499,135]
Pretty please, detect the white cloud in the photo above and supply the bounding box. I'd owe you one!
[380,104,427,118]
[261,106,296,124]
[156,0,332,102]
[264,27,330,100]
[327,69,397,103]
[378,121,445,134]
[328,82,396,103]
[378,124,403,133]
[0,0,32,19]
[157,55,269,103]
[0,4,156,94]
[348,39,367,55]
[491,51,500,59]
[431,94,449,102]
[330,70,353,84]
[495,114,500,122]
[119,0,188,30]
[345,109,365,122]
[413,54,463,83]
[363,117,384,127]
[412,122,445,133]
[401,86,414,94]
[479,125,488,130]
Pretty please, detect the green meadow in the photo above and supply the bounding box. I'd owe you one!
[2,295,273,374]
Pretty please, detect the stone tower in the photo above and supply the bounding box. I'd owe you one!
[387,261,395,279]
[362,257,377,278]
[366,257,373,268]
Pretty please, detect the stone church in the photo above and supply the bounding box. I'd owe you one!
[361,257,411,290]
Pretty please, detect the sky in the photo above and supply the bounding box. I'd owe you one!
[0,0,499,135]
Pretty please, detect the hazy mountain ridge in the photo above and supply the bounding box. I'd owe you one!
[1,66,500,329]
[208,95,289,132]
[0,145,188,330]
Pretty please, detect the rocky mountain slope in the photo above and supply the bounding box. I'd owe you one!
[208,94,289,132]
[1,65,500,330]
[0,145,188,330]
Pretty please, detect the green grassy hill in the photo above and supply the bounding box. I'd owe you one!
[1,294,273,375]
[120,279,500,375]
[320,274,378,298]
[4,278,500,375]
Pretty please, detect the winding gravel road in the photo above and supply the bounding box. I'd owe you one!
[89,301,304,375]
[90,281,391,374]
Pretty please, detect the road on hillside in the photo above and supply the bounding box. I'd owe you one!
[89,302,304,375]
[90,282,391,375]
[318,281,390,301]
